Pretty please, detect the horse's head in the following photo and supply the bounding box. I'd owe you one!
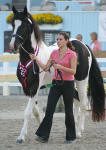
[9,6,41,54]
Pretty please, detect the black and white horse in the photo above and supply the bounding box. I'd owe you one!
[9,7,105,143]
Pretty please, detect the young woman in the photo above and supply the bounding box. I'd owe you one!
[30,32,77,143]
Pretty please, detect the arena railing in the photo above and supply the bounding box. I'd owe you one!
[0,51,106,96]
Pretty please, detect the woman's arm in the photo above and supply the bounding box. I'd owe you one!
[53,57,77,75]
[30,54,52,71]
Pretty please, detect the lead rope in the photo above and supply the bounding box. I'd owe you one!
[20,44,39,75]
[55,69,64,85]
[20,44,64,83]
[50,60,64,84]
[33,45,39,75]
[46,60,64,88]
[20,44,41,75]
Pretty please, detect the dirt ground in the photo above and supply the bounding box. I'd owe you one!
[0,95,106,150]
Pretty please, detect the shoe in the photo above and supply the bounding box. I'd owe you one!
[35,135,48,143]
[64,139,76,144]
[64,140,72,144]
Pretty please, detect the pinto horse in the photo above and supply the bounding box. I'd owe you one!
[9,7,105,143]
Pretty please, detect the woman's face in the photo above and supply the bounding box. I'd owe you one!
[56,34,68,49]
[90,33,97,41]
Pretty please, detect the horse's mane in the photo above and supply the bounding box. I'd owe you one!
[27,13,42,44]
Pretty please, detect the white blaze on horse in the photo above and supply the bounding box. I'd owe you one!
[9,7,105,143]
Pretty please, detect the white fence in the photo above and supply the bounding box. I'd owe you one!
[0,53,21,96]
[0,52,106,96]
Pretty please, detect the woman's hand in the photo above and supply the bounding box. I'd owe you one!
[29,54,36,60]
[53,64,62,70]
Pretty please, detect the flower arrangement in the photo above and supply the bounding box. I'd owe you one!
[6,13,63,25]
[32,13,63,24]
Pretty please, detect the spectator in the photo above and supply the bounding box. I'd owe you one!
[76,34,83,42]
[90,32,101,51]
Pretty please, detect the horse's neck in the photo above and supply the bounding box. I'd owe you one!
[31,31,37,50]
[31,31,47,50]
[38,41,51,64]
[19,39,33,63]
[31,31,50,64]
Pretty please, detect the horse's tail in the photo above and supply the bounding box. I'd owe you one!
[89,50,105,121]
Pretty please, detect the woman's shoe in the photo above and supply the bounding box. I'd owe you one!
[64,140,72,144]
[64,139,76,144]
[35,135,48,143]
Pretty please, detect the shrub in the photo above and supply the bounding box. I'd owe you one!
[6,13,63,24]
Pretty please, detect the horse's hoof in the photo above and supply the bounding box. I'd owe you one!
[81,128,84,132]
[76,133,82,139]
[16,139,24,144]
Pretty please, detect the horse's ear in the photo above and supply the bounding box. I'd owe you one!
[23,6,28,15]
[12,6,18,14]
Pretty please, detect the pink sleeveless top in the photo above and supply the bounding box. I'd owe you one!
[50,49,77,81]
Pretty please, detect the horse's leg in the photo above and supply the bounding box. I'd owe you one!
[32,91,42,123]
[17,71,50,143]
[73,82,81,136]
[73,99,80,133]
[17,71,49,143]
[75,78,88,138]
[32,71,48,120]
[17,97,36,143]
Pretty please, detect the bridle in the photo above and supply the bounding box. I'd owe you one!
[12,22,30,54]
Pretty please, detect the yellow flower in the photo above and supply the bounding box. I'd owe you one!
[6,13,14,24]
[6,13,63,25]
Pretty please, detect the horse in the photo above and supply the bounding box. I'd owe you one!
[9,6,105,143]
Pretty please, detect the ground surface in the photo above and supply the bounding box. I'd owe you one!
[0,95,106,150]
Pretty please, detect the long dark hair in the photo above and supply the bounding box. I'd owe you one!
[58,32,75,51]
